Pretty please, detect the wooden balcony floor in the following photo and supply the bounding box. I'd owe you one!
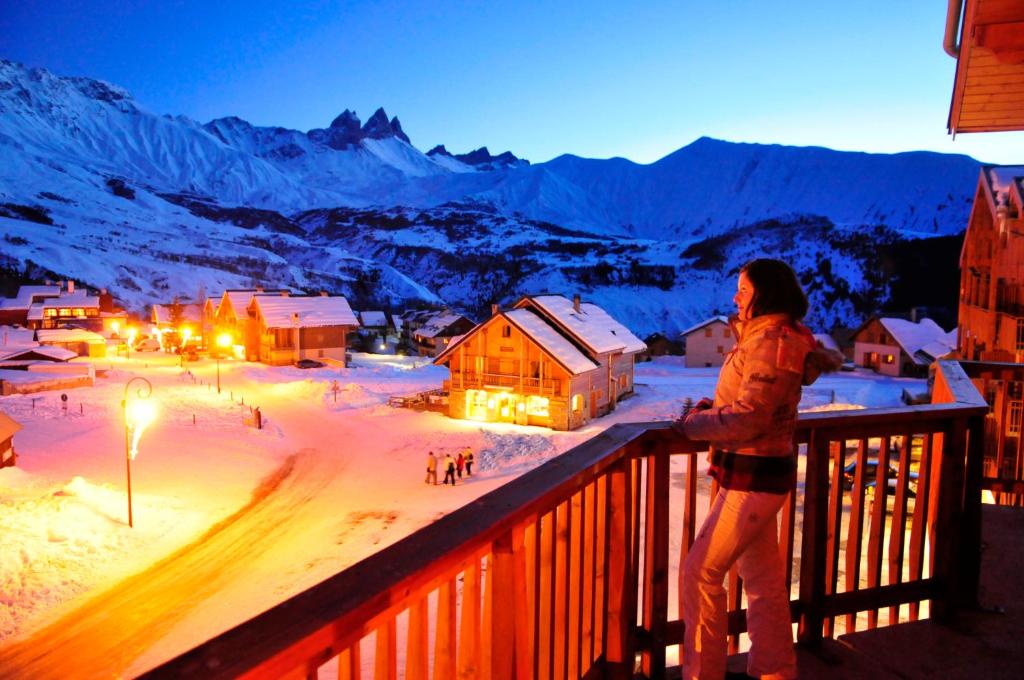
[672,505,1024,679]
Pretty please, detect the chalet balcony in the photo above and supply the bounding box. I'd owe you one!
[145,360,1023,679]
[455,370,563,395]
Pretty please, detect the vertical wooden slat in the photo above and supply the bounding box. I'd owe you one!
[604,459,634,679]
[537,512,554,680]
[886,432,914,625]
[631,457,643,616]
[435,578,458,680]
[865,436,892,629]
[512,524,534,680]
[373,621,396,680]
[406,598,429,680]
[797,428,831,646]
[337,642,361,680]
[908,432,934,621]
[641,444,670,679]
[961,414,986,607]
[823,439,845,638]
[678,451,698,633]
[581,482,596,671]
[482,553,493,680]
[727,567,742,653]
[593,474,608,663]
[844,438,869,633]
[458,561,481,679]
[553,501,569,680]
[567,492,583,680]
[489,532,517,680]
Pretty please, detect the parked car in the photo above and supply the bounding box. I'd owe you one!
[295,359,325,369]
[843,458,918,497]
[134,338,161,352]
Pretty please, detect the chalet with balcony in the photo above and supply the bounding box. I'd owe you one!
[213,288,289,359]
[248,294,358,366]
[958,166,1024,362]
[852,316,955,377]
[680,315,733,367]
[435,295,645,430]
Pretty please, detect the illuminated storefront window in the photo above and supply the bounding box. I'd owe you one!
[526,396,550,417]
[572,394,583,412]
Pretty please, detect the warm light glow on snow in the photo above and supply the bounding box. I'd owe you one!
[126,398,157,460]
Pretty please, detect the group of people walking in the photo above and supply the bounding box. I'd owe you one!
[425,446,474,486]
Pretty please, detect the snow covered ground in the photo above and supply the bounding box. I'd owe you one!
[0,352,923,675]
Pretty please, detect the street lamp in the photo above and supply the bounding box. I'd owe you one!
[122,377,156,528]
[216,332,232,393]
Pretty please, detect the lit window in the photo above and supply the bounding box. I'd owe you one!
[526,396,550,417]
[572,394,583,411]
[59,308,71,316]
[73,308,84,317]
[44,309,57,317]
[1010,401,1023,435]
[884,354,895,364]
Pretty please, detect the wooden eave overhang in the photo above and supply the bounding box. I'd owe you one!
[948,0,1024,134]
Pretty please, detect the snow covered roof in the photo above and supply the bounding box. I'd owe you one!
[0,346,77,362]
[416,313,471,338]
[680,316,730,338]
[220,289,288,319]
[877,317,954,366]
[252,295,359,329]
[152,303,203,325]
[504,309,599,375]
[524,295,646,355]
[35,328,106,344]
[0,326,37,347]
[0,285,60,310]
[813,333,840,352]
[359,311,388,327]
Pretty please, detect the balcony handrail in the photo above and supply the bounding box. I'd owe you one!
[145,361,987,679]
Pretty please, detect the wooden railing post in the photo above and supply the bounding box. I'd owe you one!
[604,460,634,678]
[488,532,517,680]
[641,442,670,678]
[931,420,968,622]
[797,429,830,646]
[960,414,985,607]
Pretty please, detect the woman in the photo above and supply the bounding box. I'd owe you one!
[677,259,840,680]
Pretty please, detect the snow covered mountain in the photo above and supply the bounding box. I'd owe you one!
[0,60,981,335]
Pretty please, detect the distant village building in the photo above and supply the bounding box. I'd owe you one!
[247,294,359,366]
[680,316,734,367]
[213,288,289,359]
[0,282,123,334]
[0,345,77,368]
[851,316,955,378]
[35,327,108,358]
[412,312,476,357]
[355,310,391,352]
[0,411,22,468]
[639,332,680,361]
[434,294,645,431]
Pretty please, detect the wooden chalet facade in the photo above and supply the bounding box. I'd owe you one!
[435,295,645,431]
[213,289,288,359]
[0,410,21,469]
[247,295,358,366]
[958,166,1024,361]
[680,316,733,367]
[852,316,955,378]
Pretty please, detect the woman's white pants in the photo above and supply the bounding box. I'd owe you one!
[681,489,797,680]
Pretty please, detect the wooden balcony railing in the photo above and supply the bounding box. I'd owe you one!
[145,361,987,679]
[455,371,562,394]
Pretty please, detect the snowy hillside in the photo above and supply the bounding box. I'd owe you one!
[0,60,980,334]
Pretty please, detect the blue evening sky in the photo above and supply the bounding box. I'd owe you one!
[3,0,1021,164]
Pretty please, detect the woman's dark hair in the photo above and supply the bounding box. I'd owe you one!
[740,258,808,321]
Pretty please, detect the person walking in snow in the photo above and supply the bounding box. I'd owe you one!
[464,447,474,476]
[674,258,841,680]
[425,451,438,485]
[443,453,457,486]
[456,451,465,479]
